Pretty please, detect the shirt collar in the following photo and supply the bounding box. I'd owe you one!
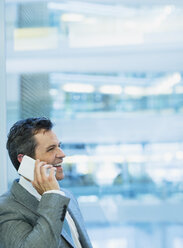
[19,176,41,201]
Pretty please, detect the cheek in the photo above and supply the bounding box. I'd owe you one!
[45,152,56,163]
[35,149,47,160]
[35,152,54,163]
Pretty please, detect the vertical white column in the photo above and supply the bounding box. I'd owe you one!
[0,0,8,194]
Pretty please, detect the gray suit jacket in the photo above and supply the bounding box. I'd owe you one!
[0,180,93,248]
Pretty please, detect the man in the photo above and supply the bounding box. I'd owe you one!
[0,117,93,248]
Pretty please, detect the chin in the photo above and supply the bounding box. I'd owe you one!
[56,174,64,181]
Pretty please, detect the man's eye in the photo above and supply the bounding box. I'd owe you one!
[47,147,54,152]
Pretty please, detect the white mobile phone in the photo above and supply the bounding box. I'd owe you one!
[18,155,51,181]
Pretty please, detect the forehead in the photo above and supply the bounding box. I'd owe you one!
[34,129,59,147]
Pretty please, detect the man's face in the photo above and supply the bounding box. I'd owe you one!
[34,129,65,181]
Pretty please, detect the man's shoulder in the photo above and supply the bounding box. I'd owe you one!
[0,181,17,206]
[0,179,25,209]
[0,190,10,203]
[0,190,15,216]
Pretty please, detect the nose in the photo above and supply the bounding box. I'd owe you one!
[57,147,66,158]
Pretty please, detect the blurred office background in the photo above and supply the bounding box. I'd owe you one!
[1,0,183,247]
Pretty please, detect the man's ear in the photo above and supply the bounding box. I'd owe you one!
[17,154,24,163]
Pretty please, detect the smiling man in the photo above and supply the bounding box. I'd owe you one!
[0,117,92,248]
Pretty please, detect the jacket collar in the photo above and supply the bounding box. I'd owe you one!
[11,179,40,213]
[19,176,41,200]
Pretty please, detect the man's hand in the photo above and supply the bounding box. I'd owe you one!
[31,159,60,195]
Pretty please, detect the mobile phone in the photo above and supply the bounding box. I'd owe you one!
[18,155,51,181]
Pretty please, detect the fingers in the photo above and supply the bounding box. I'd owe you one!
[34,159,47,183]
[34,161,55,181]
[40,164,53,179]
[31,160,60,195]
[49,167,57,178]
[33,160,56,182]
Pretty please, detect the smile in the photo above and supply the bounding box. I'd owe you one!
[53,163,62,167]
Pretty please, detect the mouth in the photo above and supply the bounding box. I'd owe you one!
[53,162,62,168]
[52,161,64,179]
